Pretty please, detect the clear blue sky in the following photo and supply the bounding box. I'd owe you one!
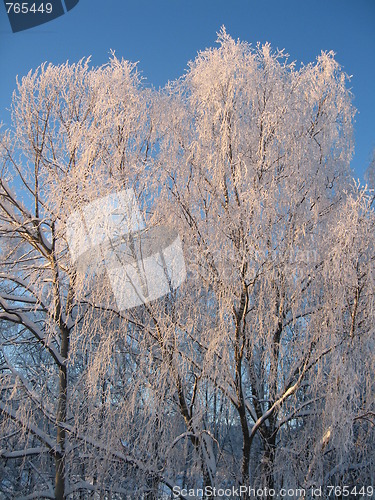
[1,0,374,181]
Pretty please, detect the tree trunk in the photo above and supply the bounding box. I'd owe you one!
[55,327,69,500]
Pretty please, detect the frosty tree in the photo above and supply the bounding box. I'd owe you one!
[0,30,374,499]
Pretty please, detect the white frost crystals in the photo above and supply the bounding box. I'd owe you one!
[66,188,186,310]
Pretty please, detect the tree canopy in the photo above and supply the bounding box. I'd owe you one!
[1,30,374,499]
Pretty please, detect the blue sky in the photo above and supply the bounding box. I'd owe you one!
[0,0,374,181]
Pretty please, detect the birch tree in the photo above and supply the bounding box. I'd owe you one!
[0,55,159,499]
[153,29,374,492]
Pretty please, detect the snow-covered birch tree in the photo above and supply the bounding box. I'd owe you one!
[152,29,375,492]
[0,55,160,499]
